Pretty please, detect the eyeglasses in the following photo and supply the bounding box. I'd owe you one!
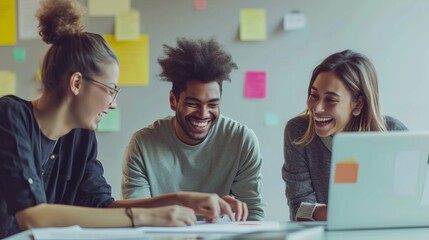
[82,75,121,104]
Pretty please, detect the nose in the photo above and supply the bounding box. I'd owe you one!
[197,105,210,119]
[311,99,324,113]
[109,99,118,109]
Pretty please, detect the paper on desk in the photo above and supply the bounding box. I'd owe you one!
[32,225,145,240]
[140,221,282,233]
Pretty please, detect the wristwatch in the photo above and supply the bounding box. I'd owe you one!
[296,202,324,221]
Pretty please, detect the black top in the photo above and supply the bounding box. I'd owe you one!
[0,96,114,238]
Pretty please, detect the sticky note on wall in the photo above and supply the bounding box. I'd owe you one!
[0,71,17,96]
[244,71,267,99]
[334,160,359,184]
[283,12,306,31]
[0,0,17,45]
[240,8,266,41]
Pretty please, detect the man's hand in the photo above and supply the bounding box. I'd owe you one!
[221,195,248,221]
[178,192,234,222]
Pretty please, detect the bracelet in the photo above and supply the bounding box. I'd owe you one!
[125,207,135,228]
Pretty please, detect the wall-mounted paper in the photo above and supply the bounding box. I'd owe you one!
[240,9,266,41]
[265,112,280,126]
[104,34,149,86]
[13,48,26,62]
[283,12,306,31]
[89,0,130,16]
[393,150,420,195]
[97,108,120,132]
[115,9,140,41]
[0,0,17,45]
[194,0,206,10]
[0,71,16,96]
[244,71,267,99]
[18,0,40,39]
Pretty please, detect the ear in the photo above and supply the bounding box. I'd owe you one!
[69,72,83,96]
[353,96,364,112]
[169,91,177,111]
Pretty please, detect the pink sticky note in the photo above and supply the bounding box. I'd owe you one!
[194,0,206,10]
[244,71,267,99]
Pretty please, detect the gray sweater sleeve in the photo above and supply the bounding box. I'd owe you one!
[282,117,318,220]
[121,133,152,199]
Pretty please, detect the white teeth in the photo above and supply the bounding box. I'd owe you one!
[191,121,208,127]
[315,117,332,122]
[98,112,106,118]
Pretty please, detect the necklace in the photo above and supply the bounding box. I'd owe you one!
[33,99,58,167]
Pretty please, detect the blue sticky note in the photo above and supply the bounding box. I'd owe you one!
[265,112,280,126]
[13,48,26,62]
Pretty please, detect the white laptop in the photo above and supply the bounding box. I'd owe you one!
[326,131,429,230]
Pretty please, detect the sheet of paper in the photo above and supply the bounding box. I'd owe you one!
[240,8,266,41]
[32,226,145,240]
[244,71,267,99]
[0,71,16,96]
[96,108,120,132]
[115,9,140,41]
[283,12,306,31]
[265,112,280,126]
[392,150,420,195]
[104,34,149,86]
[420,164,429,205]
[13,48,26,62]
[88,0,130,16]
[141,221,282,233]
[0,0,17,45]
[18,0,40,39]
[334,160,359,184]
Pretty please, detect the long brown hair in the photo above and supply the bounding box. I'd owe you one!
[296,50,387,145]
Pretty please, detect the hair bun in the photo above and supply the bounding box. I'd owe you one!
[36,0,85,44]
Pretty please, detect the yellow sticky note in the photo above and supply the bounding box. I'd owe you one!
[115,9,140,41]
[36,68,42,81]
[240,8,266,41]
[334,160,359,184]
[88,0,130,16]
[0,71,16,96]
[97,108,120,132]
[0,0,17,45]
[104,34,149,86]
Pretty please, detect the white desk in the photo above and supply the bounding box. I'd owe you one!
[7,222,429,240]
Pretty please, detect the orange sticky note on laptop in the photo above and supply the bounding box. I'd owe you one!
[334,160,359,183]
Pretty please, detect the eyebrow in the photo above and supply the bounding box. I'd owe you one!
[184,97,220,102]
[311,86,341,97]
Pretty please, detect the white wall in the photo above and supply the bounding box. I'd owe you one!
[1,0,428,221]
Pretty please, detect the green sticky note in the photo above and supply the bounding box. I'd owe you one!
[13,48,26,62]
[97,108,121,132]
[265,112,280,126]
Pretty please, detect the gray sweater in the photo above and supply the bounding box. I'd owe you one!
[122,115,265,220]
[282,115,408,220]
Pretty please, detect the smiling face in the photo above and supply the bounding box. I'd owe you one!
[307,71,361,137]
[170,80,221,145]
[72,62,120,131]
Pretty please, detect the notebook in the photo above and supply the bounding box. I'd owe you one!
[326,131,429,230]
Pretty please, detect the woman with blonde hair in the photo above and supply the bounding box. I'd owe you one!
[282,50,407,221]
[0,0,244,237]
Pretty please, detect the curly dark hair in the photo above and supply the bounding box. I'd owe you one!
[158,38,238,99]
